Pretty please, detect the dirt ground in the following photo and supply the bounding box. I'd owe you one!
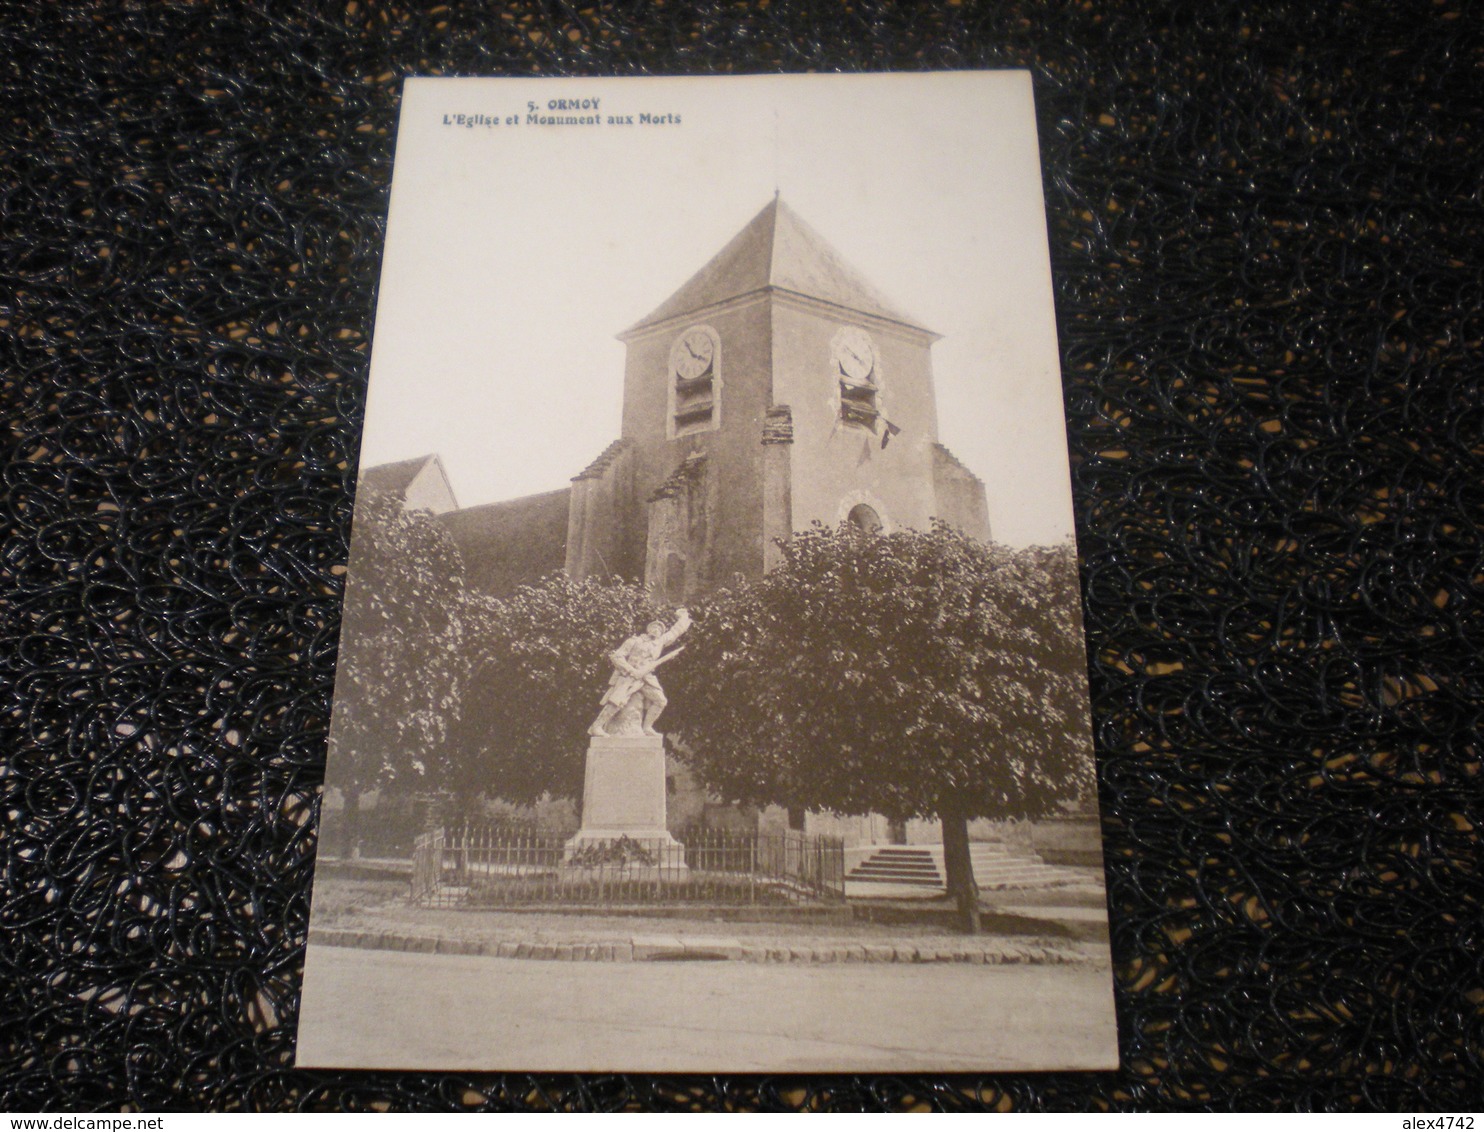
[297,944,1120,1073]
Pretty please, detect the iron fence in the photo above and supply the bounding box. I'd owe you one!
[410,824,845,909]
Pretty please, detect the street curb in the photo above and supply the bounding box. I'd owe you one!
[308,927,1092,966]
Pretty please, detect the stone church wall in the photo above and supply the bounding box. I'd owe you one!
[644,454,707,603]
[761,404,793,572]
[565,441,638,583]
[621,297,775,591]
[931,443,992,542]
[771,301,942,536]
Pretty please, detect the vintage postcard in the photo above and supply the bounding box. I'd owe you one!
[296,72,1117,1073]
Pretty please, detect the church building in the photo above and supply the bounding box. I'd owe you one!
[564,194,989,601]
[366,196,990,600]
[363,197,993,847]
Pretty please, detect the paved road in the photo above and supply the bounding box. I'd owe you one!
[296,946,1118,1073]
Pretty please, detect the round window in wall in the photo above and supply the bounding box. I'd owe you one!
[847,504,883,534]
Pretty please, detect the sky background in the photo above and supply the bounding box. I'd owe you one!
[361,73,1075,547]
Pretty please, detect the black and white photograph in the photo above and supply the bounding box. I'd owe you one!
[295,72,1117,1073]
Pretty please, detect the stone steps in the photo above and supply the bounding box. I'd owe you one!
[846,848,944,887]
[846,843,1082,891]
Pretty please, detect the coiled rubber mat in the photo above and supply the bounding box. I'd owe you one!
[1,0,1480,1112]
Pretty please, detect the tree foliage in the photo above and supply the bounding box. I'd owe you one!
[450,574,664,805]
[327,490,465,850]
[666,523,1095,928]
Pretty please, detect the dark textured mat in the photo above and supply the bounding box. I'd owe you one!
[2,0,1480,1113]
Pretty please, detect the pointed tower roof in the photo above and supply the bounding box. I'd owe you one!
[623,196,934,337]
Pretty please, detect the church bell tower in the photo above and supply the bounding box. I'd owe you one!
[564,196,990,602]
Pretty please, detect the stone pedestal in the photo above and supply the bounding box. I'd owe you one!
[565,734,686,868]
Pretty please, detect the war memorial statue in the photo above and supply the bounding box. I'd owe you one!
[566,608,692,859]
[588,608,691,738]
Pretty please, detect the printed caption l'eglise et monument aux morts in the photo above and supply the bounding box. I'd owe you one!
[335,195,1092,893]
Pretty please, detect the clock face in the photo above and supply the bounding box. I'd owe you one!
[671,329,715,381]
[835,327,876,383]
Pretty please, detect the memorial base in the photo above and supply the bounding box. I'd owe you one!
[564,734,687,872]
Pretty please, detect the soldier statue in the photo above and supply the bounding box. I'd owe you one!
[588,608,691,737]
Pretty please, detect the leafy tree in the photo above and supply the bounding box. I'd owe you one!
[449,575,664,806]
[667,523,1095,932]
[326,489,465,856]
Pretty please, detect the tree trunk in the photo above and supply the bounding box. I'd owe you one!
[341,787,362,860]
[940,799,981,935]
